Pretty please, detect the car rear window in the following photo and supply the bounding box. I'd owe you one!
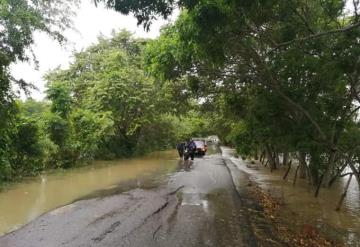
[194,141,205,147]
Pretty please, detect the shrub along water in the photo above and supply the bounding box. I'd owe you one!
[0,31,213,183]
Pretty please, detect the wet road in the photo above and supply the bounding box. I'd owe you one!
[0,149,278,247]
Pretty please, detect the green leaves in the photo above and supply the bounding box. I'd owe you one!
[0,0,77,180]
[139,0,360,185]
[41,31,182,164]
[70,109,114,160]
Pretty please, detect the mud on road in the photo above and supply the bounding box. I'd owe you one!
[0,150,283,247]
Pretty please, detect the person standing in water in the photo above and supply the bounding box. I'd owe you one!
[187,139,196,161]
[176,142,186,159]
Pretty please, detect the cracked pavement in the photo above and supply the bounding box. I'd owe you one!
[0,150,279,247]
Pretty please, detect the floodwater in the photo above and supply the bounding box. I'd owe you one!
[0,150,178,236]
[227,150,360,246]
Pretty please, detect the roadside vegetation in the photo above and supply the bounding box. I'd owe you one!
[0,0,77,182]
[0,5,212,183]
[1,0,360,205]
[119,0,360,200]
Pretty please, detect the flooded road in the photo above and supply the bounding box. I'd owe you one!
[1,146,359,246]
[0,150,178,236]
[0,146,280,247]
[228,150,360,246]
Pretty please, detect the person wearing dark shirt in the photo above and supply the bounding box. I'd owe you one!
[176,142,186,159]
[187,139,196,160]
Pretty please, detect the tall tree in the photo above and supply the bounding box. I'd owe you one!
[140,0,360,189]
[0,0,77,179]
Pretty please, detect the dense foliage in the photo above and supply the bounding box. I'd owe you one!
[2,0,360,196]
[0,29,211,182]
[0,0,77,182]
[44,31,177,164]
[112,0,360,191]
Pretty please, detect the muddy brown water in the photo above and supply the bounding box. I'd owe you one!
[0,150,179,236]
[225,149,360,246]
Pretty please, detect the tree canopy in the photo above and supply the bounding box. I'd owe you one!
[1,29,212,182]
[0,0,78,181]
[2,0,360,192]
[137,0,360,188]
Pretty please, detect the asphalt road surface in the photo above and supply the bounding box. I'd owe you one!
[0,148,282,247]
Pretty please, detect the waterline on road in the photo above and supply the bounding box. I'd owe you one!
[0,150,178,236]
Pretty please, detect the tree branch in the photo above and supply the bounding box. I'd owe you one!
[269,21,360,53]
[340,172,355,177]
[247,45,328,141]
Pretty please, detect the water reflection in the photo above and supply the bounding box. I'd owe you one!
[181,193,209,213]
[227,150,360,246]
[177,160,193,172]
[0,150,178,236]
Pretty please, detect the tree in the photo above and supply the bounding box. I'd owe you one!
[1,0,77,180]
[139,0,360,192]
[44,31,179,164]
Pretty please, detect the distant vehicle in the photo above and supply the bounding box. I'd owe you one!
[207,135,220,144]
[193,140,207,156]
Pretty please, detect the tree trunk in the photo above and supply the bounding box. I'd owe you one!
[282,152,289,167]
[323,150,337,187]
[309,151,320,185]
[348,163,360,188]
[283,161,292,180]
[274,148,280,169]
[264,159,269,167]
[293,165,300,186]
[254,149,259,160]
[260,150,265,163]
[314,174,325,198]
[265,144,276,171]
[336,174,353,211]
[328,164,347,188]
[299,152,307,179]
[306,166,313,185]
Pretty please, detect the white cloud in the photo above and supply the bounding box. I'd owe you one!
[11,0,175,100]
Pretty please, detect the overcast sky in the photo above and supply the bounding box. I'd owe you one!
[11,0,175,100]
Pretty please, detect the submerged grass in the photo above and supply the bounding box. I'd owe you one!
[249,185,344,247]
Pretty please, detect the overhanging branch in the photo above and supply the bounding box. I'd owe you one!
[269,21,360,53]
